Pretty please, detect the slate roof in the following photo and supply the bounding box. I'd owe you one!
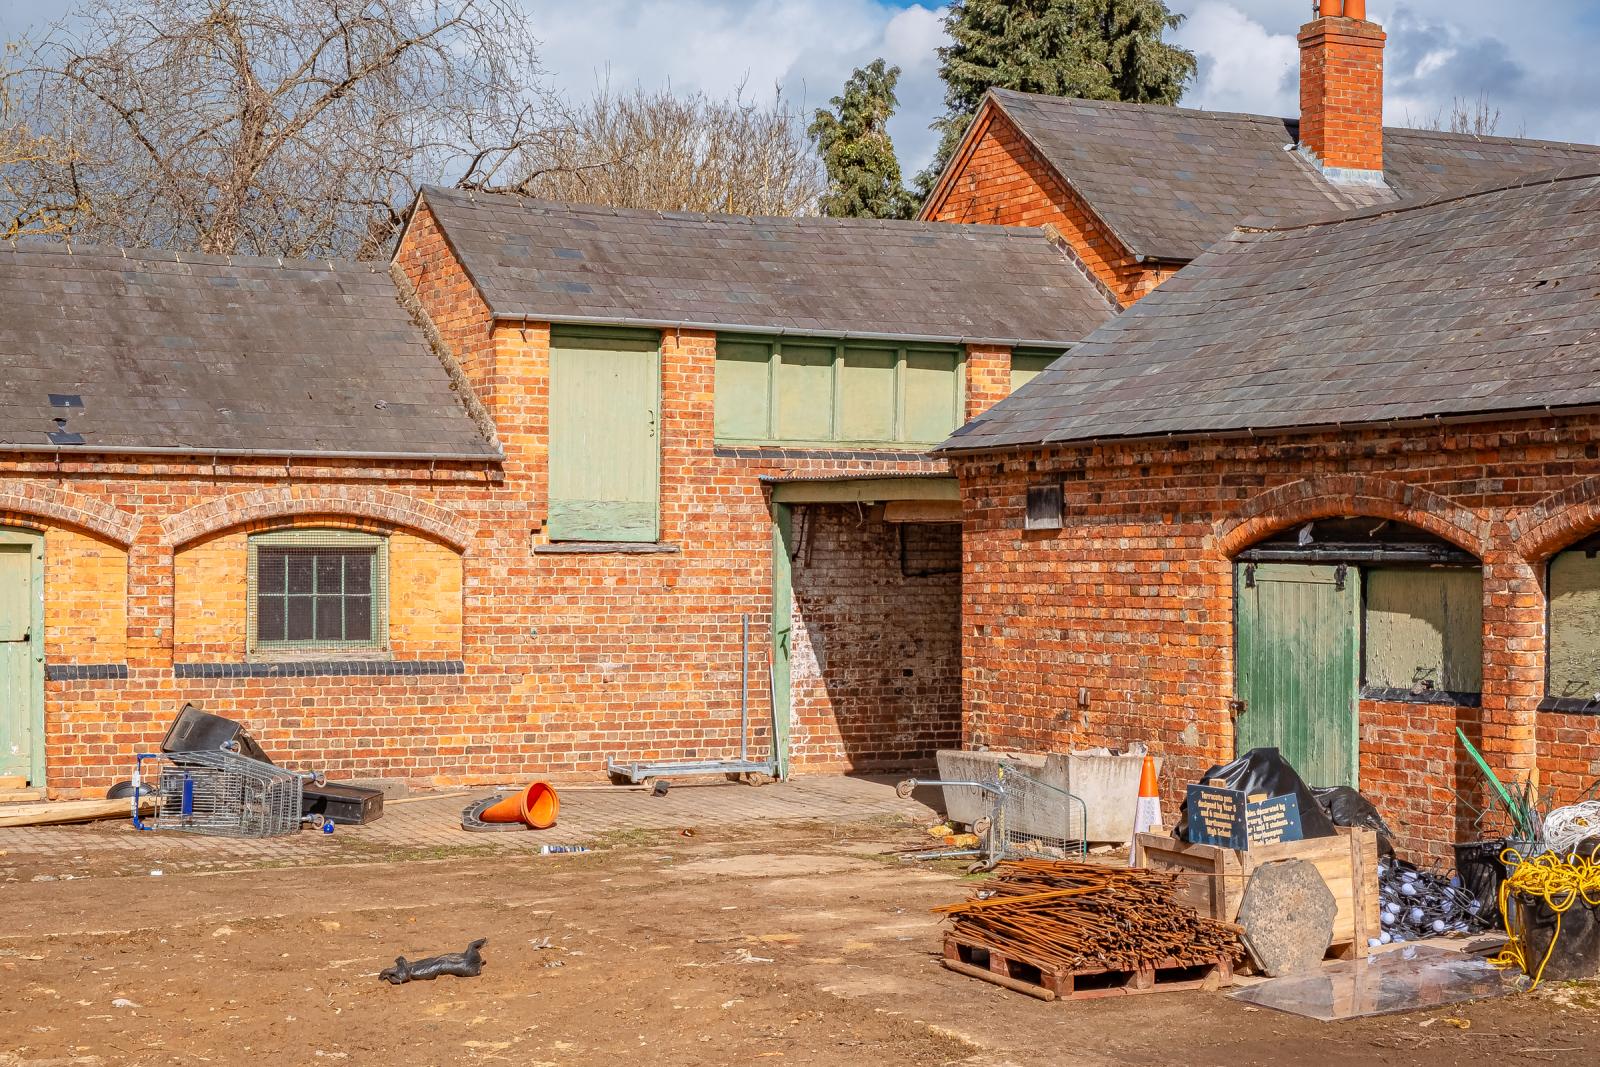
[941,168,1600,453]
[0,243,498,458]
[413,186,1117,346]
[969,89,1600,263]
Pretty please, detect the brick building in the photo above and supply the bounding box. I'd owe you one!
[942,167,1600,860]
[0,198,1113,795]
[920,3,1600,307]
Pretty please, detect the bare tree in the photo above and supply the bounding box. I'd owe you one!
[1,44,87,239]
[1411,92,1519,138]
[499,83,822,217]
[12,0,547,258]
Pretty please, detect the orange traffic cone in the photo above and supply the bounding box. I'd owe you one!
[480,781,559,829]
[1129,755,1161,865]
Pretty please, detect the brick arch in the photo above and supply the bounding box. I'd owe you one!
[1510,475,1600,561]
[1213,475,1488,559]
[160,486,471,551]
[0,485,138,546]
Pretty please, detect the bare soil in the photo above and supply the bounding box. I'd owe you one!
[2,818,1597,1066]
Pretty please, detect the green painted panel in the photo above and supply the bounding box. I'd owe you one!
[903,347,962,444]
[1235,562,1359,788]
[1010,350,1060,392]
[1549,552,1600,698]
[0,538,41,782]
[771,502,794,779]
[549,330,660,542]
[714,338,774,440]
[776,342,835,442]
[1365,568,1482,693]
[838,344,897,442]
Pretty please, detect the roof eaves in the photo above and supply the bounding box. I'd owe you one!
[487,309,1088,349]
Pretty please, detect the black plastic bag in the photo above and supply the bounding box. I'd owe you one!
[1311,785,1396,859]
[379,938,487,984]
[1174,748,1338,844]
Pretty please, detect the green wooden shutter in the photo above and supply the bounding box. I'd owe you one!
[1235,562,1360,788]
[549,329,661,542]
[776,341,835,441]
[838,344,897,441]
[902,346,963,444]
[714,338,774,440]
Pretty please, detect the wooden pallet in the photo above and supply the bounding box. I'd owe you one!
[942,933,1233,1002]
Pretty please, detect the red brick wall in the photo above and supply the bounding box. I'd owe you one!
[953,416,1600,863]
[789,505,961,769]
[921,108,1172,307]
[1298,17,1386,173]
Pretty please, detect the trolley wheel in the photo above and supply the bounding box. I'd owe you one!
[972,816,993,837]
[743,772,774,787]
[305,814,328,831]
[895,779,916,800]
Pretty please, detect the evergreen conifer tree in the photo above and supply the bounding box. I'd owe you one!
[918,0,1196,196]
[810,59,917,219]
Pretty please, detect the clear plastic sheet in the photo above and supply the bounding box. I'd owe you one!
[1227,945,1522,1021]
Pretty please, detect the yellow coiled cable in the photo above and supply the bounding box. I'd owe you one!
[1490,849,1600,989]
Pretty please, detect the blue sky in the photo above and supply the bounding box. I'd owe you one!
[5,1,1599,173]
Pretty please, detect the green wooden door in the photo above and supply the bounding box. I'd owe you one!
[1234,562,1360,788]
[548,330,660,542]
[0,531,44,785]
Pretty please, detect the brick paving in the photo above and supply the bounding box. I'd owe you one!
[0,774,939,868]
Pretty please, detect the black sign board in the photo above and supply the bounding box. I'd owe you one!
[1186,784,1305,850]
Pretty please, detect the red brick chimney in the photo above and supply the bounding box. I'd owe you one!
[1298,0,1386,182]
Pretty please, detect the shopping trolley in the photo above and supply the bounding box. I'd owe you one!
[131,747,332,837]
[897,761,1086,870]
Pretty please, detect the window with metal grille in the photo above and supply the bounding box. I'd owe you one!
[247,530,388,654]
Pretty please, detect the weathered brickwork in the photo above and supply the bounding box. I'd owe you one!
[922,108,1175,307]
[1298,16,1387,174]
[953,415,1600,863]
[3,211,1014,795]
[789,505,961,769]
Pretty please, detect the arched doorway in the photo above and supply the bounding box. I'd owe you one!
[1233,518,1482,788]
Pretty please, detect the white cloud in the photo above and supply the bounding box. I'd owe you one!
[1171,1,1297,117]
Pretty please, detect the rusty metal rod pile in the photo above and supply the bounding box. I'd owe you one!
[934,859,1244,972]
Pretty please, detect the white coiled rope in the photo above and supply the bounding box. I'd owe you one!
[1542,801,1600,857]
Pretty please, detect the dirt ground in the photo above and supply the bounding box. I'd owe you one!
[3,816,1598,1067]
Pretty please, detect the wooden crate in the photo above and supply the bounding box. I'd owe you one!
[1134,826,1379,960]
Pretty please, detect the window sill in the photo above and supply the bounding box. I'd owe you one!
[1540,696,1600,715]
[534,542,680,555]
[1360,686,1482,708]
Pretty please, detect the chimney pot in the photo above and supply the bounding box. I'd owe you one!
[1344,0,1366,19]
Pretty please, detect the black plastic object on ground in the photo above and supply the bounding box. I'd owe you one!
[379,938,487,984]
[1310,785,1396,859]
[1506,893,1600,982]
[162,702,272,763]
[1454,840,1521,925]
[1174,748,1338,844]
[302,781,384,826]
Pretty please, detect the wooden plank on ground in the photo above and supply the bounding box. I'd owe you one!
[0,797,152,827]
